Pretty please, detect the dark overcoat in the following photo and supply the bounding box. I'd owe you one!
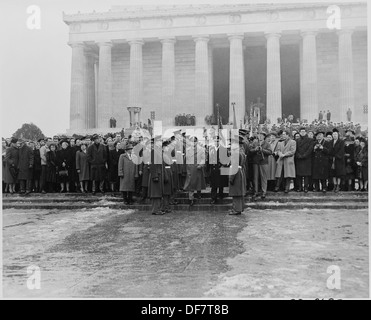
[229,147,247,197]
[4,146,19,183]
[87,143,107,181]
[148,147,163,198]
[33,148,42,178]
[312,139,331,180]
[183,145,206,191]
[108,149,120,183]
[56,148,72,183]
[295,136,314,176]
[163,153,173,196]
[329,139,346,177]
[46,151,58,183]
[18,144,34,180]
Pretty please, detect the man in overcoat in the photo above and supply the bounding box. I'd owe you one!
[148,136,165,215]
[87,134,107,195]
[207,136,229,204]
[295,128,314,193]
[228,136,247,215]
[17,139,34,195]
[250,133,272,200]
[118,143,138,205]
[274,130,297,193]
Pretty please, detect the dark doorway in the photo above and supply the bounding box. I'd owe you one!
[245,46,267,122]
[213,47,230,125]
[281,44,300,121]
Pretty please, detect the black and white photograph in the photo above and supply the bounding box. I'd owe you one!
[0,0,369,303]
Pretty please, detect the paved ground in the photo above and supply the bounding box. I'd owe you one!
[2,207,369,299]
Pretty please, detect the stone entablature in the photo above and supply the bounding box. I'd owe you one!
[64,3,366,43]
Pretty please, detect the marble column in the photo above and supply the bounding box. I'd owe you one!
[127,107,134,126]
[97,42,113,128]
[161,38,176,126]
[69,42,87,131]
[301,30,318,122]
[85,51,96,129]
[129,39,144,109]
[265,32,282,124]
[208,45,214,119]
[338,29,354,122]
[228,34,245,124]
[194,36,210,124]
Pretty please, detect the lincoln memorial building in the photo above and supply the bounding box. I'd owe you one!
[63,3,368,133]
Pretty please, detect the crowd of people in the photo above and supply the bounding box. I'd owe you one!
[2,123,368,215]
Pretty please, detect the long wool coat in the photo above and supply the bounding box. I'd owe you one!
[18,144,34,180]
[4,146,19,184]
[183,145,206,192]
[108,149,120,183]
[87,143,107,181]
[329,139,346,177]
[267,139,279,180]
[295,136,314,176]
[312,139,331,180]
[46,151,58,183]
[229,147,247,197]
[148,147,163,198]
[118,153,138,192]
[76,150,90,181]
[275,139,297,178]
[355,147,368,179]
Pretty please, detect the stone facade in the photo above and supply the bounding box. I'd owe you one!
[63,3,368,133]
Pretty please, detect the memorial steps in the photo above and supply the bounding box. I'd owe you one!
[2,191,368,211]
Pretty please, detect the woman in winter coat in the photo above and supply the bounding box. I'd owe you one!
[32,142,42,192]
[329,129,346,193]
[46,143,58,192]
[4,138,19,194]
[312,131,331,192]
[76,143,90,193]
[355,138,368,191]
[56,141,72,192]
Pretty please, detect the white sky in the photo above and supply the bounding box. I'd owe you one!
[0,0,366,137]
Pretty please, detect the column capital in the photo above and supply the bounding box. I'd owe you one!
[128,39,144,45]
[96,41,113,48]
[337,28,354,36]
[265,32,282,40]
[68,42,85,49]
[160,37,176,44]
[301,29,318,37]
[227,33,244,41]
[192,35,209,43]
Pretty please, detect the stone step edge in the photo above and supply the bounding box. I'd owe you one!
[3,203,367,210]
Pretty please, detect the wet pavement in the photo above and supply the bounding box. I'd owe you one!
[2,207,369,298]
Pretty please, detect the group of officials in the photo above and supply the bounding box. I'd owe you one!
[3,126,368,216]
